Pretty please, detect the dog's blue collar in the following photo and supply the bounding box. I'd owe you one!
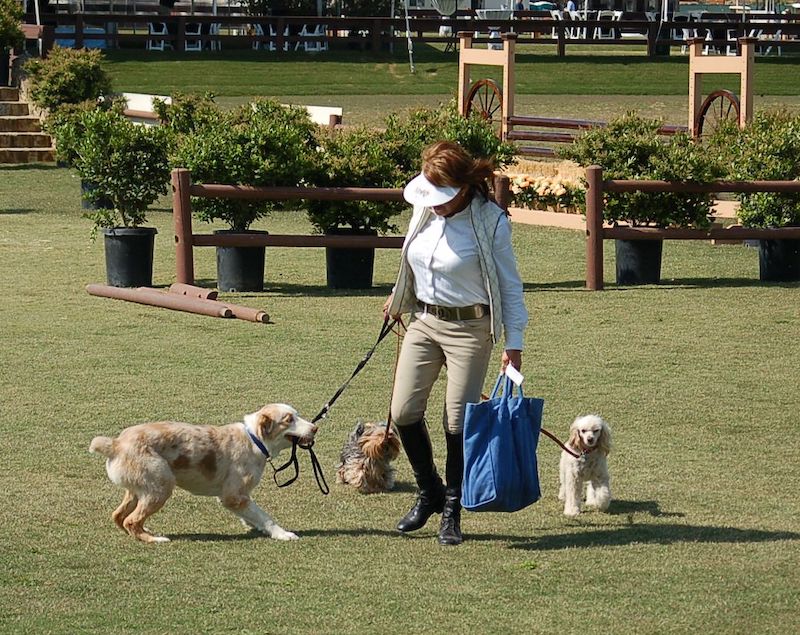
[243,423,270,458]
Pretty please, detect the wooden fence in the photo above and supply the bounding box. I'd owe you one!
[506,115,688,157]
[584,165,800,290]
[25,13,800,57]
[171,168,512,286]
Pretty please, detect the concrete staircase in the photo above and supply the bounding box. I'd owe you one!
[0,87,55,164]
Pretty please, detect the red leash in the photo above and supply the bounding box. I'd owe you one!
[479,391,581,459]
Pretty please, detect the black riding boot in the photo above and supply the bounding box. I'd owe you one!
[439,431,464,546]
[396,420,445,533]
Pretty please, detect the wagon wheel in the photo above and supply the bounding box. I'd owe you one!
[465,78,503,138]
[695,89,741,139]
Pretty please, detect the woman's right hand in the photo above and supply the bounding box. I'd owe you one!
[382,294,394,320]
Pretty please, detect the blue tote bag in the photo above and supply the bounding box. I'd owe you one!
[461,374,544,513]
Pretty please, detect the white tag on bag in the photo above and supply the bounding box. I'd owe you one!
[505,363,524,387]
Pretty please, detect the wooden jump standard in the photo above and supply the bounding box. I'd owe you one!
[172,168,512,286]
[585,165,800,290]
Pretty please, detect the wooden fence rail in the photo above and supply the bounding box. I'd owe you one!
[584,165,800,290]
[171,168,511,286]
[25,13,800,57]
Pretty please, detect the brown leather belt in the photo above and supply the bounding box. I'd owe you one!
[417,302,489,321]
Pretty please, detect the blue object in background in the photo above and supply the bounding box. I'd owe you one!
[55,25,107,49]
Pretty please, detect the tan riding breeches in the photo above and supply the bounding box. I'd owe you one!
[390,312,494,434]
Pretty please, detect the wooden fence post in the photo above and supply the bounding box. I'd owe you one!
[176,16,186,52]
[75,15,84,49]
[585,165,604,291]
[172,169,194,285]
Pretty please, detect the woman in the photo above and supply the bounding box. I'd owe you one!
[383,141,528,546]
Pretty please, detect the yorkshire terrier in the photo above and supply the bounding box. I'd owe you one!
[336,420,401,494]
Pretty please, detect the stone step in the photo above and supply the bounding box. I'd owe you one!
[0,87,20,101]
[0,147,56,164]
[0,117,42,132]
[0,132,53,148]
[0,102,30,116]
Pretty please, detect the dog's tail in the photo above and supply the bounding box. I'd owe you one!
[89,436,116,458]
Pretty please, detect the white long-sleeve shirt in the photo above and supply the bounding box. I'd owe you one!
[396,198,528,351]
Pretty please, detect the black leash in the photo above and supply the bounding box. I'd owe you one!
[271,316,401,494]
[311,316,401,425]
[272,439,330,495]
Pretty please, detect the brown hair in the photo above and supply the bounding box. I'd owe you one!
[421,141,495,201]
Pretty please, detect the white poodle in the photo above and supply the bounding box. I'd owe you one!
[558,414,612,517]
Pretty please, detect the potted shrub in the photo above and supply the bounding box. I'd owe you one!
[0,0,24,87]
[307,125,405,289]
[307,102,517,289]
[74,109,171,287]
[43,97,125,210]
[173,98,317,292]
[720,110,800,282]
[23,46,111,112]
[560,113,723,285]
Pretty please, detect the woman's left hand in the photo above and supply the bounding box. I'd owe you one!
[501,349,522,373]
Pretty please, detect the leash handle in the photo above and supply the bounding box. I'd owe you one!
[272,439,330,495]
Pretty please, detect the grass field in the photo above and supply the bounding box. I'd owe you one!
[1,165,798,634]
[100,46,800,129]
[102,46,800,98]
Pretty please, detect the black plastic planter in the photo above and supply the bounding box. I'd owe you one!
[325,228,376,289]
[215,230,267,292]
[103,227,157,288]
[758,239,800,282]
[615,239,663,285]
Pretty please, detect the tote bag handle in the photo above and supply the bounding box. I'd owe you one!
[489,372,524,401]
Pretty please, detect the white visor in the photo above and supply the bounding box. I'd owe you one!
[403,173,461,207]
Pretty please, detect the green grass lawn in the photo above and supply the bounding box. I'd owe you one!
[102,45,800,98]
[1,166,798,634]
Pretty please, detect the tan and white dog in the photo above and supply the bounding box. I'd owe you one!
[89,404,317,543]
[558,414,612,517]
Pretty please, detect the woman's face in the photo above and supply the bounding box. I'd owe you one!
[432,185,470,217]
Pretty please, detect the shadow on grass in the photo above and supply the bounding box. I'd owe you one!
[508,523,800,551]
[528,277,782,292]
[606,498,685,517]
[167,529,266,542]
[0,208,35,215]
[169,527,401,541]
[0,164,61,172]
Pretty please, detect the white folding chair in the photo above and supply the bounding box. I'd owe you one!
[269,24,289,51]
[296,24,329,52]
[147,22,170,51]
[671,14,693,53]
[593,10,616,40]
[759,21,783,56]
[308,24,329,52]
[209,23,221,51]
[184,22,202,52]
[251,23,264,50]
[549,9,562,39]
[568,11,586,39]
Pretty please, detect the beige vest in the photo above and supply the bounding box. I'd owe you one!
[388,197,505,344]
